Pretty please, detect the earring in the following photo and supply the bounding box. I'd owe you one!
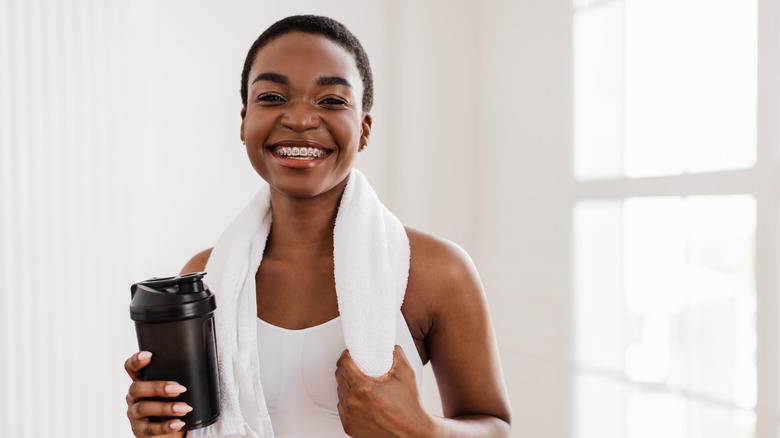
[359,143,367,151]
[242,139,246,145]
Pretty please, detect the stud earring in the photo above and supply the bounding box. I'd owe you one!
[359,143,367,151]
[242,139,246,145]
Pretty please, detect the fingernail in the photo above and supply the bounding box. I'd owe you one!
[173,403,193,414]
[170,420,185,430]
[137,351,152,361]
[165,383,187,394]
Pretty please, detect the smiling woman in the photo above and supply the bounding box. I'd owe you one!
[123,15,511,438]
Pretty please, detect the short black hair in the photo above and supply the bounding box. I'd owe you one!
[240,15,374,112]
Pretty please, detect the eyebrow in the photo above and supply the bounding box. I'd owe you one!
[252,72,288,85]
[316,76,352,88]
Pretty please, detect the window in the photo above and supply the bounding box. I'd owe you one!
[572,1,770,437]
[575,196,756,437]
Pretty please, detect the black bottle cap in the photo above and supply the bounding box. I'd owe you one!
[129,272,216,322]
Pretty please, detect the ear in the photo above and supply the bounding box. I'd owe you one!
[360,113,372,143]
[240,107,247,143]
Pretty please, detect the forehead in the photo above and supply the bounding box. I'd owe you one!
[250,32,362,87]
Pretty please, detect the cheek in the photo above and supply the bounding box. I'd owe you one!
[245,146,267,178]
[243,114,274,142]
[328,114,363,148]
[242,119,272,174]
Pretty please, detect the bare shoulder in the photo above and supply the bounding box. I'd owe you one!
[405,226,481,293]
[402,227,487,348]
[180,248,214,275]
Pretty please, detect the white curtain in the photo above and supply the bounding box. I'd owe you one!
[0,0,135,436]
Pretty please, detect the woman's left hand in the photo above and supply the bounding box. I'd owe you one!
[335,345,430,437]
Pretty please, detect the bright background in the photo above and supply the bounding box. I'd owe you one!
[1,0,777,437]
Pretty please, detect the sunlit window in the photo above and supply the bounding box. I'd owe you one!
[574,0,757,180]
[574,196,756,438]
[574,1,624,180]
[573,0,759,433]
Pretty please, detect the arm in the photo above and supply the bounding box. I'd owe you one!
[413,234,511,437]
[335,230,511,437]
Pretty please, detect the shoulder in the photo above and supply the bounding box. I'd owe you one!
[180,248,214,275]
[405,226,480,291]
[403,227,486,338]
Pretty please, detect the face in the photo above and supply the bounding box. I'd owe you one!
[241,32,371,199]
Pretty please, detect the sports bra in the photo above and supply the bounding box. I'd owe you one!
[251,312,424,437]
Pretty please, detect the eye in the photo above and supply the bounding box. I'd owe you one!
[257,93,285,104]
[319,96,348,107]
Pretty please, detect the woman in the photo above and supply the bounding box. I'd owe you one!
[125,15,511,438]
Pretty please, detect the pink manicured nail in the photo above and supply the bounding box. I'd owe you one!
[170,420,185,430]
[137,351,152,361]
[173,403,193,414]
[165,384,187,394]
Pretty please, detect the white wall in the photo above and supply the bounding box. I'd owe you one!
[1,1,574,436]
[476,2,573,436]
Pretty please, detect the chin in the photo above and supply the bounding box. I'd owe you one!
[264,170,351,199]
[266,176,334,200]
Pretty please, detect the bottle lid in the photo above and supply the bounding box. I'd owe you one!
[129,272,216,322]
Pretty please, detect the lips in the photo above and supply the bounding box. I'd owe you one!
[266,141,332,167]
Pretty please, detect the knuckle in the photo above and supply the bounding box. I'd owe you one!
[346,396,362,411]
[128,384,138,399]
[128,382,143,399]
[143,421,156,437]
[130,401,143,419]
[130,422,144,438]
[354,382,372,399]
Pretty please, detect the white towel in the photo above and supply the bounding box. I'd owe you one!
[189,169,410,437]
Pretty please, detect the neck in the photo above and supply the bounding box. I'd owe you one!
[264,180,347,260]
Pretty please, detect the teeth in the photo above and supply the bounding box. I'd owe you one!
[274,146,327,159]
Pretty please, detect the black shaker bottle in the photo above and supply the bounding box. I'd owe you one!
[130,272,220,430]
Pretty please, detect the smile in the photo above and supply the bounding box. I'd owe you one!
[273,146,329,160]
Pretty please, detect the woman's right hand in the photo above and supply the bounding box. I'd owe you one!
[125,351,190,437]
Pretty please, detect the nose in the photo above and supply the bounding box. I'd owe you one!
[281,101,320,131]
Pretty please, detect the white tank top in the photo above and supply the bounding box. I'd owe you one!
[251,312,424,437]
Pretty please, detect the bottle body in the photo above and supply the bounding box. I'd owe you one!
[134,313,220,430]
